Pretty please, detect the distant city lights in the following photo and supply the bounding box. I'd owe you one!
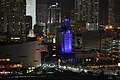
[118,63,120,67]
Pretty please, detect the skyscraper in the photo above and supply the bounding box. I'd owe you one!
[99,0,120,55]
[0,0,26,43]
[99,0,109,26]
[61,27,72,54]
[36,4,48,26]
[57,18,72,54]
[108,0,120,55]
[108,0,120,28]
[46,3,61,43]
[26,0,36,28]
[48,3,61,24]
[75,0,99,30]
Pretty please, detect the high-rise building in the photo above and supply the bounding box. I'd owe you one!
[108,0,120,29]
[0,0,26,43]
[112,29,120,55]
[26,0,36,28]
[75,0,99,30]
[99,0,109,26]
[48,3,61,24]
[57,18,72,54]
[36,4,48,26]
[101,0,120,55]
[25,16,32,36]
[36,0,50,42]
[46,3,61,43]
[61,28,72,54]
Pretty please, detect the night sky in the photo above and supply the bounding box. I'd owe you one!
[37,0,74,10]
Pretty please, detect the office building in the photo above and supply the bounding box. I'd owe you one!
[48,3,61,24]
[99,0,109,26]
[26,0,36,28]
[36,4,48,26]
[112,39,120,55]
[100,0,120,55]
[108,0,120,29]
[0,0,27,43]
[25,16,32,35]
[74,0,99,30]
[47,3,61,43]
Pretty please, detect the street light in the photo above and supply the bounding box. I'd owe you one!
[109,25,113,29]
[104,25,113,30]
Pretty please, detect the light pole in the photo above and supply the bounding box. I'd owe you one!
[104,25,113,30]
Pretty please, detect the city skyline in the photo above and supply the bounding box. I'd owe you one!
[37,0,74,10]
[0,0,120,78]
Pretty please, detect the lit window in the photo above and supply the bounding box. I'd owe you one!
[6,59,10,61]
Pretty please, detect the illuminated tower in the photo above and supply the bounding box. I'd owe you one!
[48,3,61,24]
[47,3,61,43]
[61,18,72,54]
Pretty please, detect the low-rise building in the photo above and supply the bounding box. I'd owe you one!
[0,41,41,68]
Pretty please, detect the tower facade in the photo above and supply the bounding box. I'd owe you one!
[61,27,72,54]
[0,0,26,43]
[75,0,99,30]
[26,0,36,28]
[99,0,109,26]
[57,18,72,54]
[46,3,61,43]
[36,4,48,26]
[48,3,61,24]
[108,0,120,29]
[108,0,120,55]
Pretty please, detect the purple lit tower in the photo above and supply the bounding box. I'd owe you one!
[61,18,72,54]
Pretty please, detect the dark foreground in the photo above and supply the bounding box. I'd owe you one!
[0,71,120,80]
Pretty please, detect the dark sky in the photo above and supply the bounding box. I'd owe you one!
[37,0,74,10]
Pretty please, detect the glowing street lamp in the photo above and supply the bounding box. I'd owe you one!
[109,25,113,29]
[105,25,113,30]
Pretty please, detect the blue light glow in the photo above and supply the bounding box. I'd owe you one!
[64,18,69,22]
[61,29,72,54]
[66,30,70,34]
[64,18,69,26]
[68,58,74,61]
